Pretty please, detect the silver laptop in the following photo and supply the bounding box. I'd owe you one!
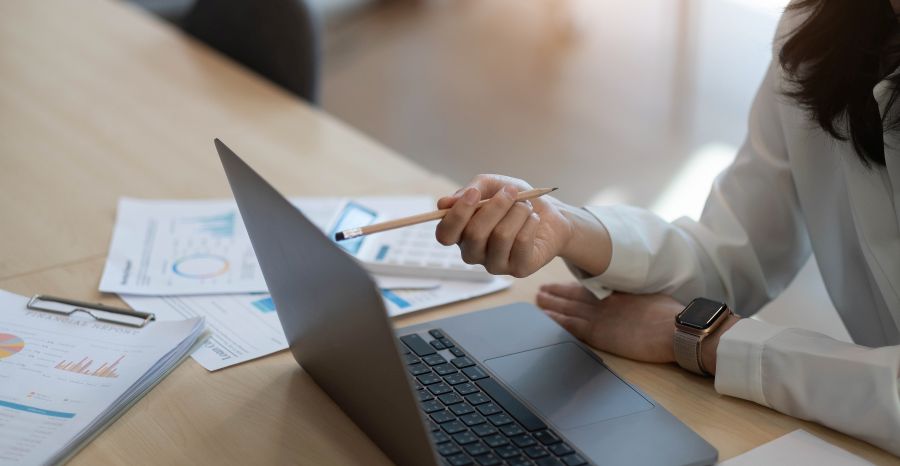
[215,139,717,466]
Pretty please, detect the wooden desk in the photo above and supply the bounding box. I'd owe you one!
[0,1,896,464]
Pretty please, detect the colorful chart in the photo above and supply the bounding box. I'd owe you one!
[251,297,276,313]
[55,355,123,378]
[0,333,25,359]
[180,211,236,237]
[172,254,230,279]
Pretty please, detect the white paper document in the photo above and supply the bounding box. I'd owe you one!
[100,197,495,295]
[121,293,287,371]
[719,430,873,466]
[0,290,205,465]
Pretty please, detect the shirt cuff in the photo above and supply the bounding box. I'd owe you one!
[563,205,651,299]
[714,318,785,407]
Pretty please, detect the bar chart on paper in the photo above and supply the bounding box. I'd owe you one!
[55,355,123,378]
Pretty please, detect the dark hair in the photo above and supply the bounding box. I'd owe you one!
[779,0,900,167]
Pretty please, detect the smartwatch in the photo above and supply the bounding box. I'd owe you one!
[674,298,731,376]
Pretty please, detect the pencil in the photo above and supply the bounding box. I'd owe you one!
[334,187,558,241]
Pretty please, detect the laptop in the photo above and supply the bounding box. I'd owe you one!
[215,139,717,466]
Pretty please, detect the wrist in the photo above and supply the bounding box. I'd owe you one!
[699,313,740,375]
[558,203,612,276]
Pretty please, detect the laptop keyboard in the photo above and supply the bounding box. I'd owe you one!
[400,329,589,466]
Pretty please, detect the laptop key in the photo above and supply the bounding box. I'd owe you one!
[418,373,442,385]
[465,393,490,405]
[536,458,565,466]
[548,443,574,456]
[442,420,467,434]
[500,423,525,437]
[437,442,462,456]
[487,413,513,426]
[524,446,549,459]
[439,337,454,348]
[494,445,521,459]
[453,431,478,445]
[429,420,441,432]
[471,423,497,437]
[464,441,490,457]
[462,366,488,380]
[429,329,446,339]
[431,409,456,423]
[511,434,536,448]
[533,430,561,445]
[449,403,474,416]
[439,393,463,405]
[560,453,587,466]
[450,347,466,358]
[408,363,431,376]
[434,364,458,376]
[474,452,502,466]
[401,334,436,356]
[432,431,451,444]
[421,400,443,413]
[482,434,508,448]
[507,456,533,466]
[476,403,501,416]
[444,373,468,385]
[417,390,434,402]
[459,413,486,426]
[430,339,447,350]
[451,357,475,368]
[424,354,448,366]
[476,378,547,432]
[455,383,479,395]
[404,353,420,365]
[446,453,474,466]
[429,383,453,395]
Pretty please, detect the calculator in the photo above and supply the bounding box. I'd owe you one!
[330,201,493,282]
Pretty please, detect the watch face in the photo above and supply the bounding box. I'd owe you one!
[677,298,727,330]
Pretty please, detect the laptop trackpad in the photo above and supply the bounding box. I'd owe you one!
[484,342,653,430]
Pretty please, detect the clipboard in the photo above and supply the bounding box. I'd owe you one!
[26,294,156,328]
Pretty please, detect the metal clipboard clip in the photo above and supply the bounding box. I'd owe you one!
[26,295,156,328]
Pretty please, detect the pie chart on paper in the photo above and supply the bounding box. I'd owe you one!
[0,333,25,359]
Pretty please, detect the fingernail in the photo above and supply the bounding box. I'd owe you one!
[463,188,479,204]
[523,200,533,209]
[503,185,518,198]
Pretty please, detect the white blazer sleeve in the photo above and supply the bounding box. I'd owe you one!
[571,58,811,314]
[716,318,900,456]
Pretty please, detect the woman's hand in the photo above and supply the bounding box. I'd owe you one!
[435,174,613,278]
[537,283,739,372]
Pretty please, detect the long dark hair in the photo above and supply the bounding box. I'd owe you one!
[779,0,900,167]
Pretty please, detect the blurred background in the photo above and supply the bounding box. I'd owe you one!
[131,0,849,339]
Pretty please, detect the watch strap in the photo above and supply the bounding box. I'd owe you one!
[674,329,705,375]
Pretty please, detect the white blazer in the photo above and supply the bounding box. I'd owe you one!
[571,11,900,456]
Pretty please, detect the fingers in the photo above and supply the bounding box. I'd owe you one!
[542,310,590,339]
[437,174,533,210]
[459,185,518,265]
[435,187,481,245]
[536,290,596,320]
[538,283,599,305]
[506,212,539,277]
[484,200,533,274]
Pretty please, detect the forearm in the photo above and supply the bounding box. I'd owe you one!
[557,201,613,277]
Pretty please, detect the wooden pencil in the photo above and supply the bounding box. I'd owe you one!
[334,187,557,241]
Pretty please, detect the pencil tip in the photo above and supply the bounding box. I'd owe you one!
[550,187,558,192]
[334,231,345,241]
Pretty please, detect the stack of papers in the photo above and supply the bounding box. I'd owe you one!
[719,429,873,465]
[0,290,205,465]
[100,197,510,371]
